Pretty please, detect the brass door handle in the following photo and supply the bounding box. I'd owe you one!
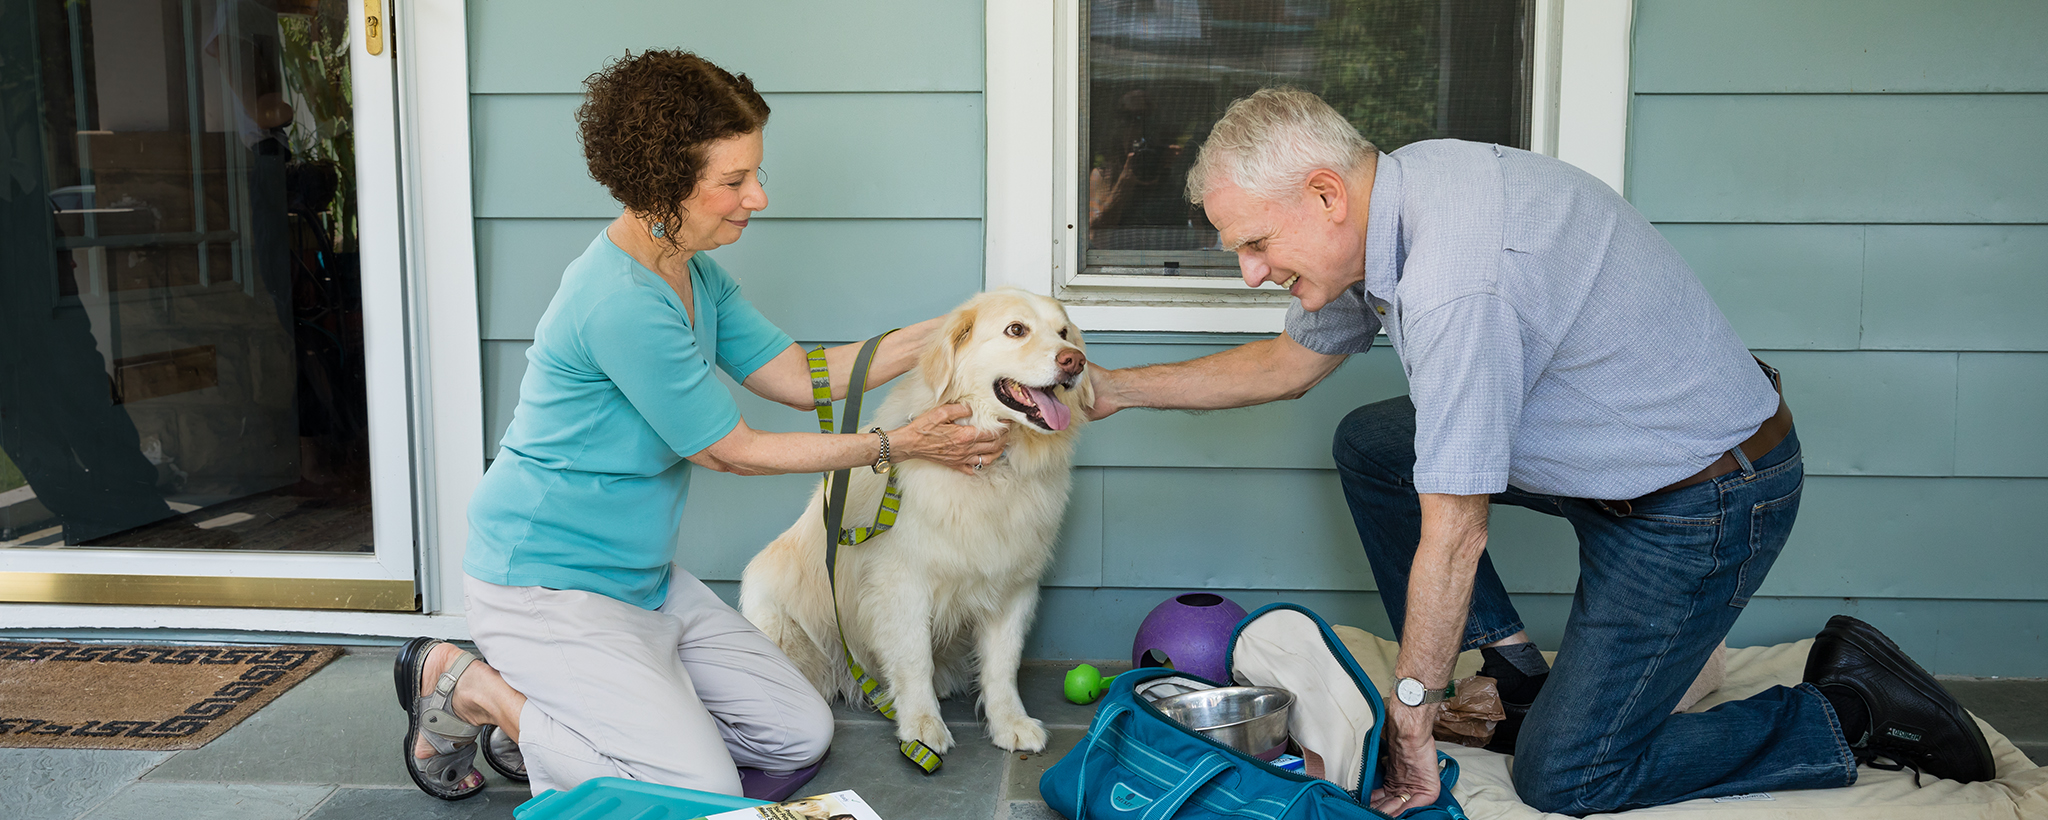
[365,0,385,56]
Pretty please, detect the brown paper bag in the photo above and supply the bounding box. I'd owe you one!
[1431,675,1506,748]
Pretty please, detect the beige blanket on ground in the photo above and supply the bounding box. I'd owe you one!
[1332,627,2048,819]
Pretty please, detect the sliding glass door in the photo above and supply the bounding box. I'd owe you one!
[0,0,417,610]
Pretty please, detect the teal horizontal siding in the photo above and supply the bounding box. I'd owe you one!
[1074,342,1409,470]
[1767,351,1956,477]
[1001,587,2048,677]
[1628,94,2048,223]
[1633,0,2048,94]
[484,342,2012,479]
[707,220,984,343]
[459,0,2048,680]
[1094,468,1583,595]
[1078,347,1975,478]
[647,458,2048,601]
[482,338,1411,472]
[1659,224,2048,354]
[1956,354,2048,477]
[1861,225,2048,352]
[1658,224,1864,351]
[1622,11,2045,703]
[674,471,821,582]
[477,218,610,340]
[1100,468,1371,591]
[481,341,527,455]
[468,0,982,94]
[470,93,986,219]
[675,466,1107,588]
[1049,469,1107,587]
[1766,476,2048,600]
[478,218,984,341]
[1076,467,2046,601]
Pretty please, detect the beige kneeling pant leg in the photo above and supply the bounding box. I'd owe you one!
[464,573,833,796]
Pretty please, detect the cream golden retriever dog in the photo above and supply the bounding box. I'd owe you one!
[740,290,1090,754]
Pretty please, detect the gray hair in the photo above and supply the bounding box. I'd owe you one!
[1185,87,1378,205]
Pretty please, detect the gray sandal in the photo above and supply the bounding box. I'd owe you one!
[479,724,527,782]
[395,637,487,800]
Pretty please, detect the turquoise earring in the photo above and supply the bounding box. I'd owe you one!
[651,221,666,238]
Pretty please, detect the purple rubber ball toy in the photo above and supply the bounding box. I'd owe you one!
[1132,592,1250,683]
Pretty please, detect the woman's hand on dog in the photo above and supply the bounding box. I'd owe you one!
[893,404,1009,474]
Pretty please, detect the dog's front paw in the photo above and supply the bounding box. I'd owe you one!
[898,712,955,754]
[988,713,1048,753]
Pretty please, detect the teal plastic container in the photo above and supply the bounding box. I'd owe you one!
[514,777,768,819]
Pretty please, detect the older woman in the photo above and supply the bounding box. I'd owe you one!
[393,51,1006,802]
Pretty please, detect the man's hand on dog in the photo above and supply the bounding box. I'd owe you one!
[1082,363,1125,421]
[894,403,1009,474]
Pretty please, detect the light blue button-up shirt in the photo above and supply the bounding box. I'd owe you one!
[1287,140,1779,499]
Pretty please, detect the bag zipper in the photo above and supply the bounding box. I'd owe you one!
[1221,603,1386,796]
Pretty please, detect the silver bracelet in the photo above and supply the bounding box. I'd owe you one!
[870,427,891,474]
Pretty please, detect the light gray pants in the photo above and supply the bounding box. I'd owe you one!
[464,572,834,796]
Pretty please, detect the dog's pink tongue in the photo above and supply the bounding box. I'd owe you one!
[1025,385,1071,431]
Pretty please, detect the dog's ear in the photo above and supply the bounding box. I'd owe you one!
[919,305,977,401]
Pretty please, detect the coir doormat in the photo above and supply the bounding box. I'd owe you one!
[0,642,341,750]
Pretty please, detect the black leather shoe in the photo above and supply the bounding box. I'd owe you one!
[1804,615,1996,784]
[1483,698,1531,755]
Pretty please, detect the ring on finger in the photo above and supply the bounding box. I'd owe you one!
[975,456,984,470]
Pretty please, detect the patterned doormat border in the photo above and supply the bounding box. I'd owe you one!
[0,642,342,750]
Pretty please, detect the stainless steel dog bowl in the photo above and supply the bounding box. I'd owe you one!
[1151,686,1294,756]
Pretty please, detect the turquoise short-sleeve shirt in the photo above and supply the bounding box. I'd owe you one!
[464,231,794,609]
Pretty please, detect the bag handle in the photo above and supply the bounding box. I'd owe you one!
[1140,753,1233,820]
[1068,702,1233,820]
[1068,703,1132,820]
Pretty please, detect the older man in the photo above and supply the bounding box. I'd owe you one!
[1086,88,1994,816]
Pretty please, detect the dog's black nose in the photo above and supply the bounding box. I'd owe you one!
[1056,348,1085,376]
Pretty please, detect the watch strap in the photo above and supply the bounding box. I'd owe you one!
[870,427,891,474]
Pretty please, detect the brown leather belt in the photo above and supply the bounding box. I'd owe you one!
[1601,359,1793,516]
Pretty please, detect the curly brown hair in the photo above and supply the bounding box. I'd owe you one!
[577,50,770,248]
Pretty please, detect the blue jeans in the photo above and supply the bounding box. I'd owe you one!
[1332,397,1856,815]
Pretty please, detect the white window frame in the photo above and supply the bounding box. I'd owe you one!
[0,0,484,638]
[985,0,1634,333]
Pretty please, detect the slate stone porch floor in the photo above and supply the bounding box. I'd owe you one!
[10,647,2046,820]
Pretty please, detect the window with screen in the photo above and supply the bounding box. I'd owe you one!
[1080,0,1532,281]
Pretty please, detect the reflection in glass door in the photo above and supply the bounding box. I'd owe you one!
[2,0,374,554]
[1,0,419,612]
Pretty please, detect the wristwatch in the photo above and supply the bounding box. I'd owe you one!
[1394,676,1455,707]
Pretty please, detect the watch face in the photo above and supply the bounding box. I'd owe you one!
[1396,677,1423,706]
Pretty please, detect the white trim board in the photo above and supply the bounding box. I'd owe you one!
[345,0,422,586]
[397,0,486,618]
[0,604,471,640]
[984,0,1634,333]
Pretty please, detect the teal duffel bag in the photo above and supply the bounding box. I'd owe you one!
[1039,604,1466,820]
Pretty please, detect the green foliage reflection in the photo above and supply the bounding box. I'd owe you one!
[278,1,355,252]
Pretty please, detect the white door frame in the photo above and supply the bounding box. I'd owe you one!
[0,0,483,639]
